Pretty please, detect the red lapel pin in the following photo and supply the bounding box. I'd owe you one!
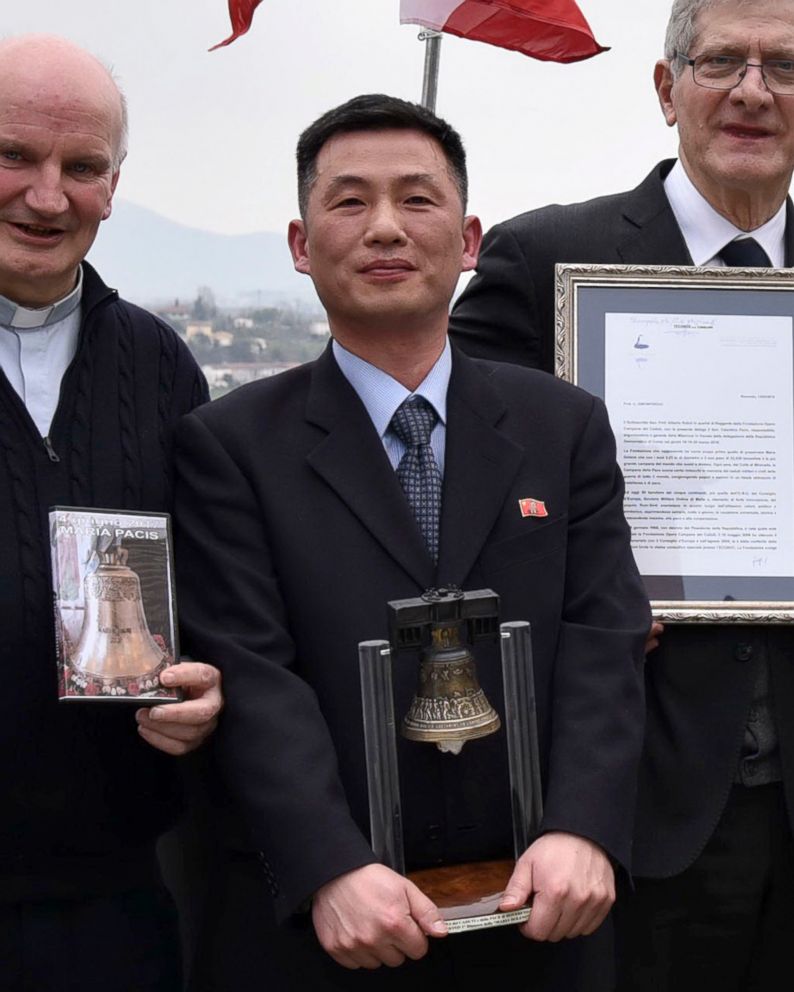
[518,498,548,519]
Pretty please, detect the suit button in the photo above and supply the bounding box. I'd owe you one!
[734,643,753,662]
[426,823,441,842]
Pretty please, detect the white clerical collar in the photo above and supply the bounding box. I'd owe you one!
[664,161,786,267]
[0,267,84,329]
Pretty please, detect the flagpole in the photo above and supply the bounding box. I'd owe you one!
[419,29,442,112]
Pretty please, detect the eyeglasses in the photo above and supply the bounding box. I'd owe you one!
[676,51,794,94]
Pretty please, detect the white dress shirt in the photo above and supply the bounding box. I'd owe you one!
[664,160,786,266]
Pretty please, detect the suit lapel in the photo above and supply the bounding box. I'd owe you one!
[616,161,693,265]
[437,350,524,585]
[305,347,435,589]
[784,199,794,266]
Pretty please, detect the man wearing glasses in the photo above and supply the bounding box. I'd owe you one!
[451,1,794,989]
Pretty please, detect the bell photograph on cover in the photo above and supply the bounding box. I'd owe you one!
[49,507,180,703]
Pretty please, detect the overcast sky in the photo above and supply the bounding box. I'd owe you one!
[7,1,679,236]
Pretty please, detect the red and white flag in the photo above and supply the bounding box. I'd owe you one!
[211,0,265,50]
[400,0,607,63]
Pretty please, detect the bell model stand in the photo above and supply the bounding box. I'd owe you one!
[358,587,543,933]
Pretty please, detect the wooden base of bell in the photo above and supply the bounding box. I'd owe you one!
[408,859,531,934]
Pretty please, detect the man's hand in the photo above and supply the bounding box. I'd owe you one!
[312,863,448,970]
[135,660,222,755]
[646,620,664,654]
[500,832,615,942]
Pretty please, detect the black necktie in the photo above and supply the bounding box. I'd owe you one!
[390,396,442,562]
[719,238,772,267]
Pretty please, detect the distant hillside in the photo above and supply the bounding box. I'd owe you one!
[87,200,318,307]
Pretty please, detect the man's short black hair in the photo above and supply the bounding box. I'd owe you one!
[296,93,468,217]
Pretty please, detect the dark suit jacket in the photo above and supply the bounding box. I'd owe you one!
[450,162,794,878]
[173,344,647,985]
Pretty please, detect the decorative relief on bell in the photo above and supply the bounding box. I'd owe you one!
[400,613,501,754]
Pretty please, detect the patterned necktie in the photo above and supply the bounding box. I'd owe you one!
[390,396,443,562]
[719,237,772,267]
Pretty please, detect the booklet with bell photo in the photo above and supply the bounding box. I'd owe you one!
[49,506,181,703]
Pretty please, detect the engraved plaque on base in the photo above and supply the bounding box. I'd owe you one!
[408,860,531,932]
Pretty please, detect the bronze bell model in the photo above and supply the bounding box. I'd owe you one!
[71,539,166,680]
[403,619,501,754]
[389,588,502,755]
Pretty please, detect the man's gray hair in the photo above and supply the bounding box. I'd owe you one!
[108,70,129,171]
[664,0,754,75]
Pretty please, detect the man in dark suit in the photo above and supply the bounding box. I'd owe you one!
[450,1,794,988]
[174,94,648,991]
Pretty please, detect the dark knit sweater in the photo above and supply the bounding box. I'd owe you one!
[0,263,209,902]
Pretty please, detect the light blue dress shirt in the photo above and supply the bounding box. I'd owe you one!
[332,337,451,476]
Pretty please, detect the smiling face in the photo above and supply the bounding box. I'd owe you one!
[656,0,794,222]
[0,38,122,307]
[288,128,481,351]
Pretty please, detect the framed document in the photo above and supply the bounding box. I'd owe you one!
[556,264,794,623]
